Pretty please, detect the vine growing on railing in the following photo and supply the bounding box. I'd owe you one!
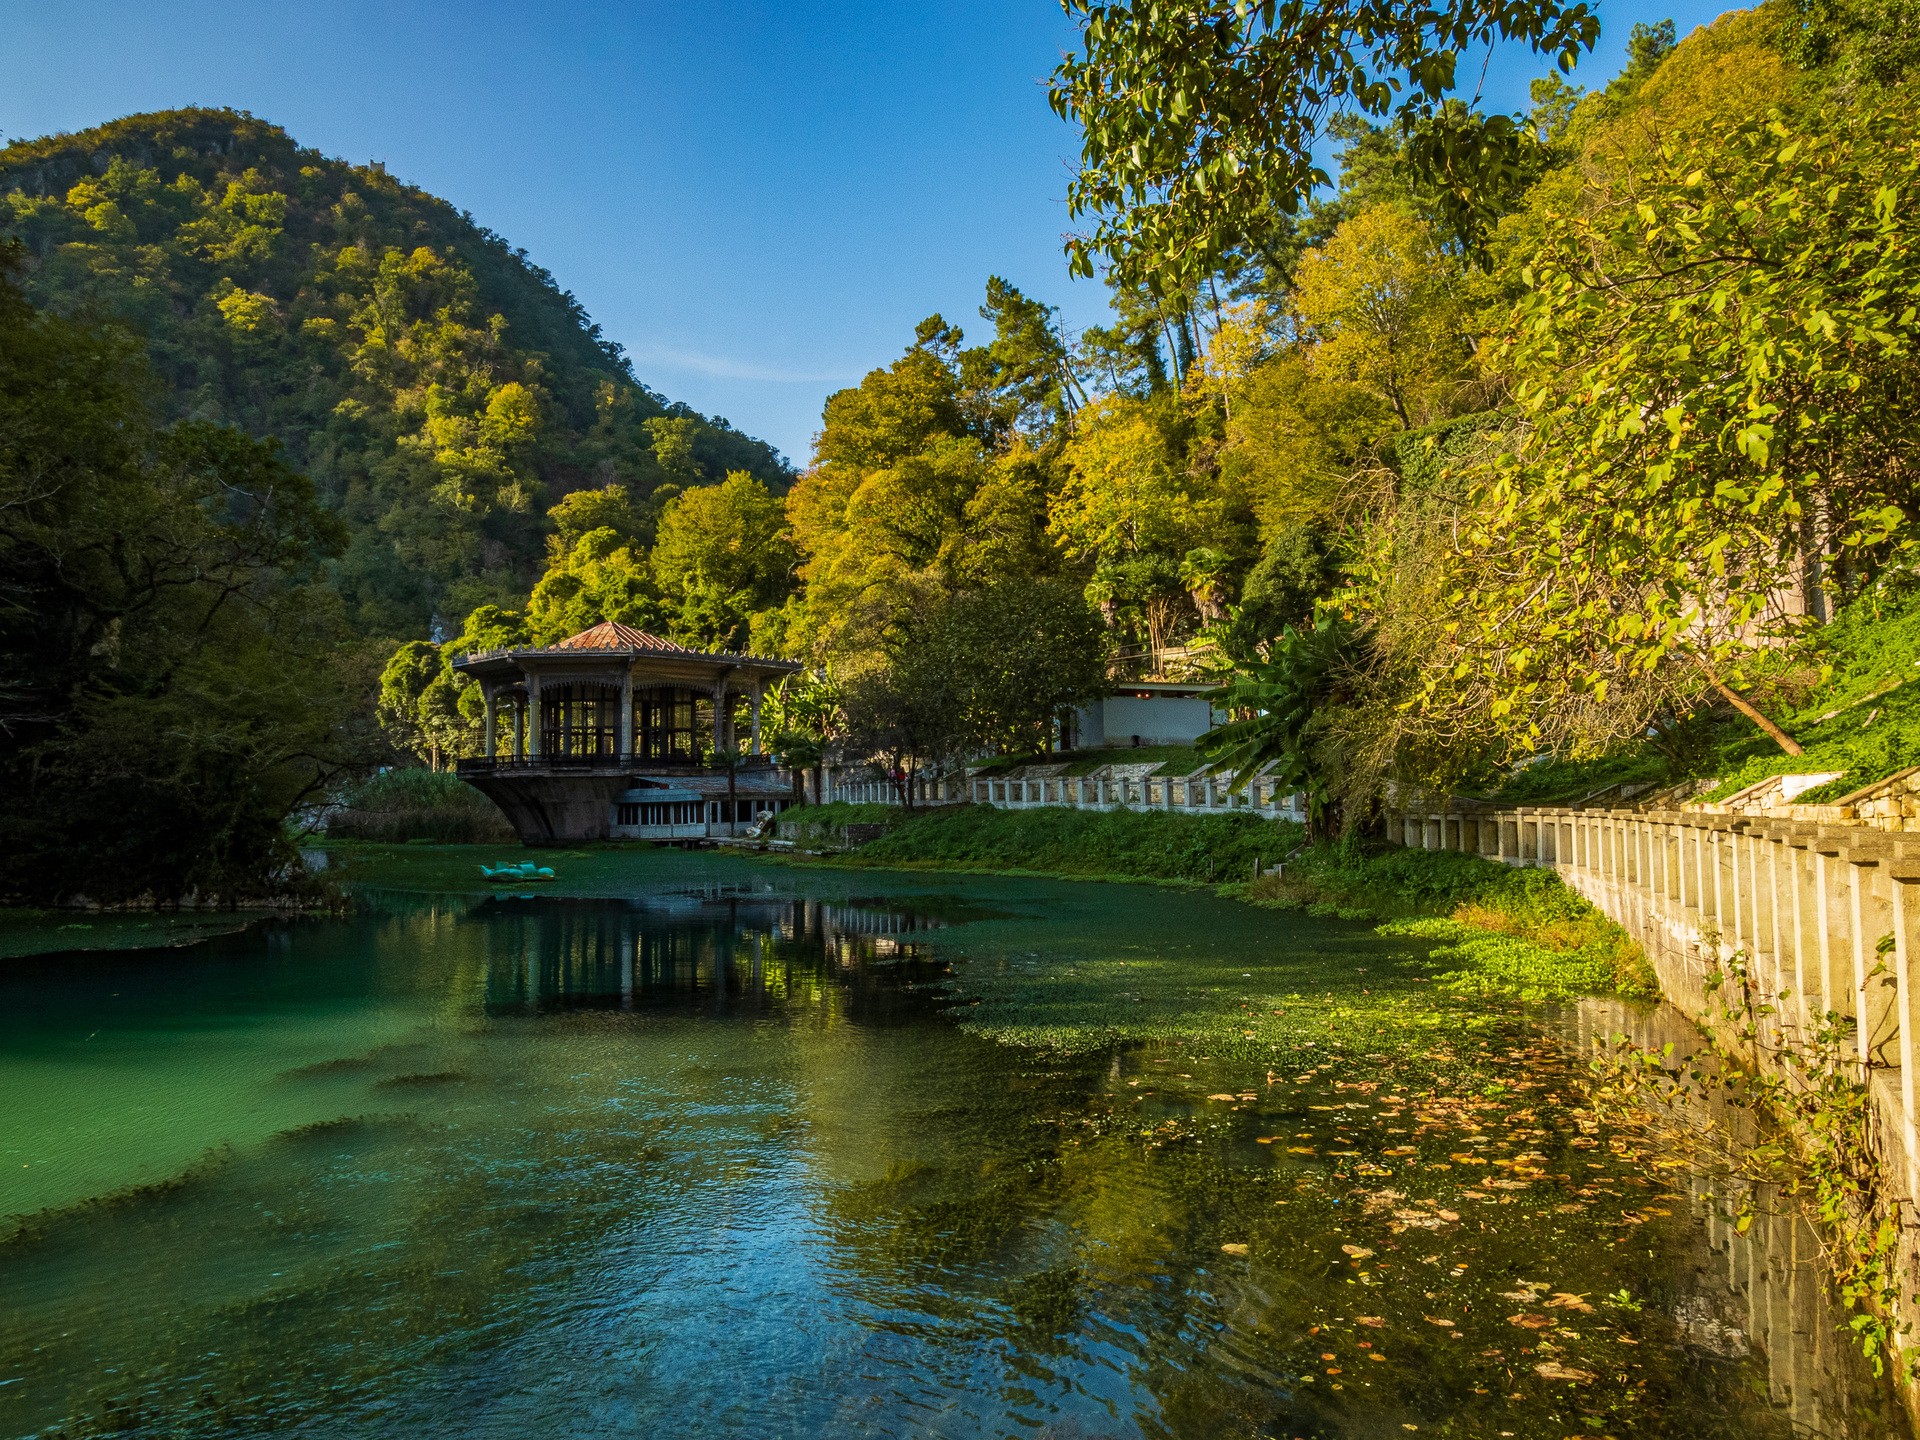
[1588,937,1916,1380]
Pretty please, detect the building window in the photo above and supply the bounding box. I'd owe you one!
[634,687,703,761]
[541,684,619,758]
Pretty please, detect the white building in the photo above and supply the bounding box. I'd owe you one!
[1070,681,1219,749]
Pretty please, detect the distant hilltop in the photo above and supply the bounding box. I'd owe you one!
[0,107,791,635]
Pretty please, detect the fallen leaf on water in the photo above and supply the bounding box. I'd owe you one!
[1425,1316,1457,1327]
[1508,1314,1553,1330]
[1341,1245,1375,1259]
[1288,1146,1316,1155]
[1355,1316,1387,1328]
[1546,1293,1595,1313]
[1256,1136,1276,1144]
[1207,1093,1237,1101]
[1220,1243,1250,1256]
[1368,1352,1387,1361]
[1533,1361,1596,1383]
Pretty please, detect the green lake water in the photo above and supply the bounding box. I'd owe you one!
[0,850,1909,1438]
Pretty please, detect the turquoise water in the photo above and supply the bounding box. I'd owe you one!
[0,854,1908,1438]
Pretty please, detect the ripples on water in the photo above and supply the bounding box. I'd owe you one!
[0,863,1909,1438]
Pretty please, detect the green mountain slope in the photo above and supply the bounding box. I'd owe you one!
[0,107,789,634]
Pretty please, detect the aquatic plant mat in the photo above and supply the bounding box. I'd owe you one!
[0,847,1906,1437]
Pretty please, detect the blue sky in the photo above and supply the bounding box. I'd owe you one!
[3,1,1732,465]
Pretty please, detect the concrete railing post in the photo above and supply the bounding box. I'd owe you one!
[1846,840,1893,1073]
[1888,859,1920,1204]
[1813,833,1856,1053]
[1785,828,1816,1043]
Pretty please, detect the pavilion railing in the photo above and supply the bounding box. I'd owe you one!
[456,754,782,775]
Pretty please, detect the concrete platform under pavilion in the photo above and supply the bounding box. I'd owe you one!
[452,620,802,844]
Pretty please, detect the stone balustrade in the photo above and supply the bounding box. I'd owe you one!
[826,763,1308,822]
[1393,800,1920,1387]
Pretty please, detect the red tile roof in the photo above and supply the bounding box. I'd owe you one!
[454,617,799,669]
[548,621,681,653]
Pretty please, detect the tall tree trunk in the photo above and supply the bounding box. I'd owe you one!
[1698,655,1803,756]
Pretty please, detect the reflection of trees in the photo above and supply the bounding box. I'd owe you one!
[11,891,1908,1440]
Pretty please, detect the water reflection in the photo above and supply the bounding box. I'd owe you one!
[0,878,1910,1439]
[468,888,960,1013]
[1569,999,1904,1436]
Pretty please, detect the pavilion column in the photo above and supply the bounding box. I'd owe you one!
[483,688,497,760]
[619,669,634,761]
[749,677,763,756]
[526,673,543,758]
[511,695,525,762]
[711,676,730,753]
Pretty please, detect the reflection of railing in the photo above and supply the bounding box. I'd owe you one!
[1386,798,1920,1370]
[1565,999,1909,1435]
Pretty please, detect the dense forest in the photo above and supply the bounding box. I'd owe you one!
[400,1,1920,833]
[11,0,1920,899]
[0,108,790,636]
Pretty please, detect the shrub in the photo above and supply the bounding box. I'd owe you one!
[325,769,514,844]
[850,803,1303,883]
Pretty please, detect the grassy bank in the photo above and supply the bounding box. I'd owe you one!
[821,804,1654,1007]
[1252,845,1657,1003]
[0,909,270,961]
[844,803,1300,884]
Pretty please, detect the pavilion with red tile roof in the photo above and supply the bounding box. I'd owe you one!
[450,620,801,844]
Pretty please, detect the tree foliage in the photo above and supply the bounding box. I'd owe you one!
[0,108,790,636]
[1426,99,1920,757]
[1050,0,1601,290]
[0,250,372,902]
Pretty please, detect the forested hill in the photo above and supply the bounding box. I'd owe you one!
[0,108,791,634]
